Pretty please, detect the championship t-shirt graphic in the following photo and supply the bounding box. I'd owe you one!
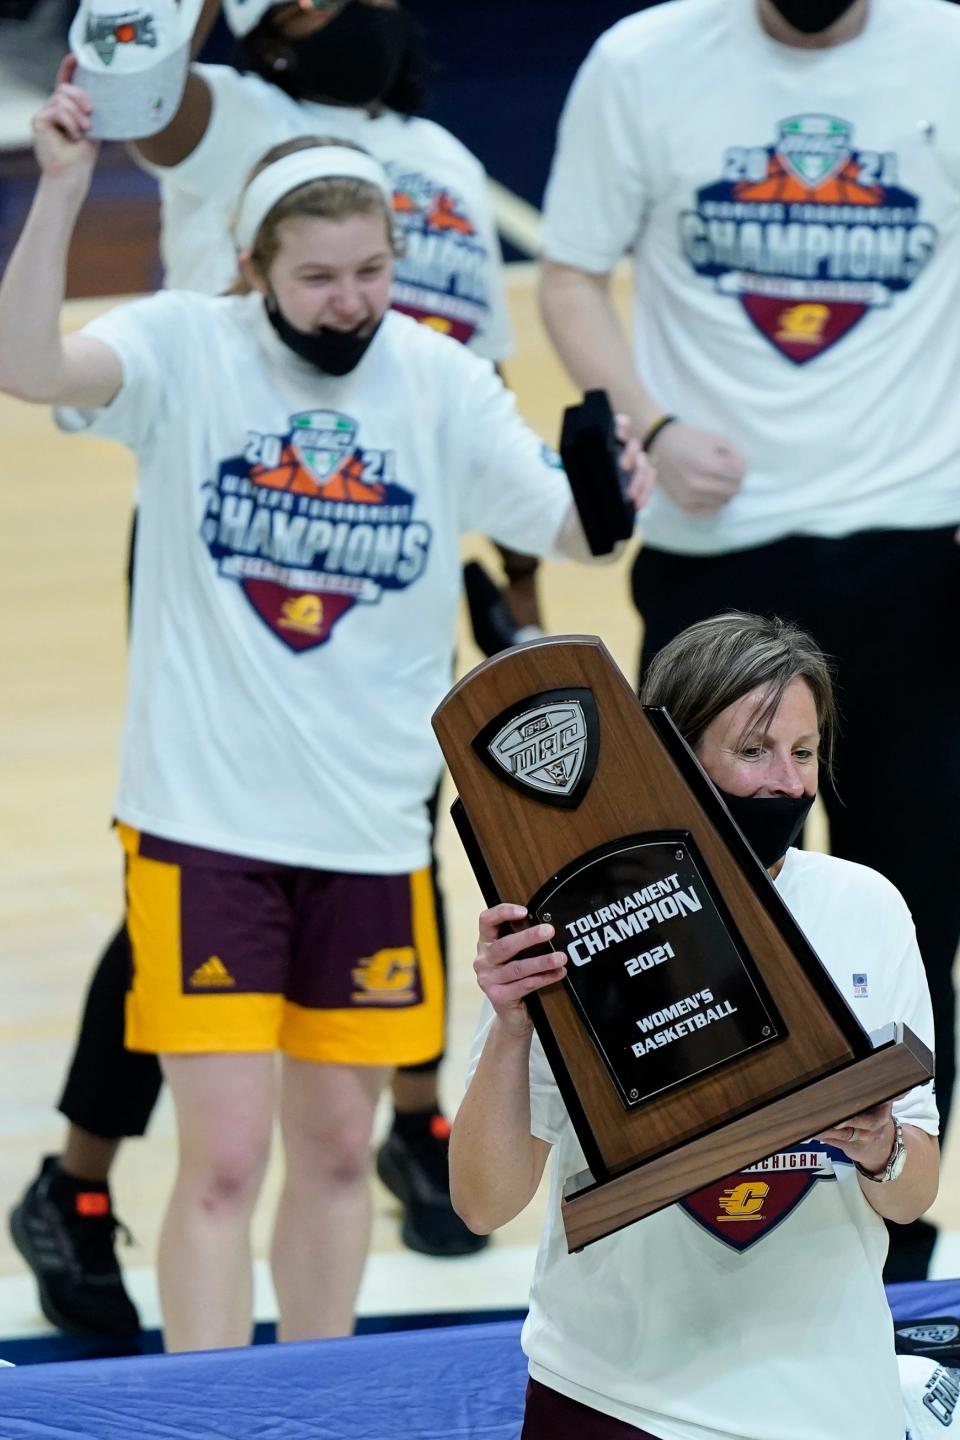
[680,113,939,363]
[679,1143,840,1251]
[200,410,432,651]
[388,166,492,345]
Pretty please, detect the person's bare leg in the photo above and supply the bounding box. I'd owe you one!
[158,1052,275,1353]
[390,1068,439,1114]
[60,1127,120,1183]
[496,545,542,632]
[271,1058,390,1341]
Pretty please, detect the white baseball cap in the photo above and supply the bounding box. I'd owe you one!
[68,0,203,140]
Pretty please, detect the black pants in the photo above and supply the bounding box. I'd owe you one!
[633,526,960,1276]
[58,785,449,1137]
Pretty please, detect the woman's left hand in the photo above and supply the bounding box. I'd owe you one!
[614,414,656,511]
[815,1101,897,1172]
[32,56,97,183]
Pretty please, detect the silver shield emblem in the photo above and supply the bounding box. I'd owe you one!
[487,701,587,798]
[898,1323,960,1345]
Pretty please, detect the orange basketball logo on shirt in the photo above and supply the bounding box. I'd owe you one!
[427,192,476,236]
[735,155,882,207]
[250,442,319,494]
[251,444,384,502]
[734,114,882,205]
[316,451,385,503]
[392,183,475,236]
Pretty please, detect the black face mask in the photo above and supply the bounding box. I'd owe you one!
[765,0,857,34]
[265,293,380,375]
[718,789,815,870]
[263,3,411,106]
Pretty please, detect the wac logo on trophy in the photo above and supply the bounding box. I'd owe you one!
[680,113,938,363]
[475,688,599,808]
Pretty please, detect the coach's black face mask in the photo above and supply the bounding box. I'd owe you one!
[265,294,380,375]
[718,789,815,870]
[765,0,857,34]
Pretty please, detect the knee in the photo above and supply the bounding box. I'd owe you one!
[293,1117,375,1188]
[181,1135,271,1215]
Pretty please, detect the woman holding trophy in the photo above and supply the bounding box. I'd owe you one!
[452,611,939,1440]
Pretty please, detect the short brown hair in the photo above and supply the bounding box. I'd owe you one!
[640,611,838,776]
[231,136,401,292]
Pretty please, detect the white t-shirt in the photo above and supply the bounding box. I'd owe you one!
[467,849,938,1440]
[542,0,960,554]
[150,64,513,361]
[56,298,569,871]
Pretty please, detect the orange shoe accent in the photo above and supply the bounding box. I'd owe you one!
[75,1192,110,1218]
[429,1113,452,1141]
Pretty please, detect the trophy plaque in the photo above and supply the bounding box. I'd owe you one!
[433,635,933,1251]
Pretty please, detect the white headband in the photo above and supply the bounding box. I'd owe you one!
[235,148,394,252]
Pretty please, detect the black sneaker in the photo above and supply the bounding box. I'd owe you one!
[376,1114,489,1258]
[463,561,542,659]
[9,1155,141,1340]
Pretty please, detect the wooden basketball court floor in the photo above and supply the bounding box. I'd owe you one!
[1,263,958,1344]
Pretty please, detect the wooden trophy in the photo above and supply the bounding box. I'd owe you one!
[432,635,933,1252]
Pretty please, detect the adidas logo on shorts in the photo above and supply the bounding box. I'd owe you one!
[189,956,236,988]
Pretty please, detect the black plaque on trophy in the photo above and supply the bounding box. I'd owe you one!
[528,832,783,1109]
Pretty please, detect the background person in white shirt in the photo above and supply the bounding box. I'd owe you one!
[452,610,940,1440]
[538,0,960,1282]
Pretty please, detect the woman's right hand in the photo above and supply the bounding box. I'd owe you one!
[474,903,568,1037]
[648,420,745,518]
[32,57,98,182]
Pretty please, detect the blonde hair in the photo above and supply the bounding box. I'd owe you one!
[230,136,401,293]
